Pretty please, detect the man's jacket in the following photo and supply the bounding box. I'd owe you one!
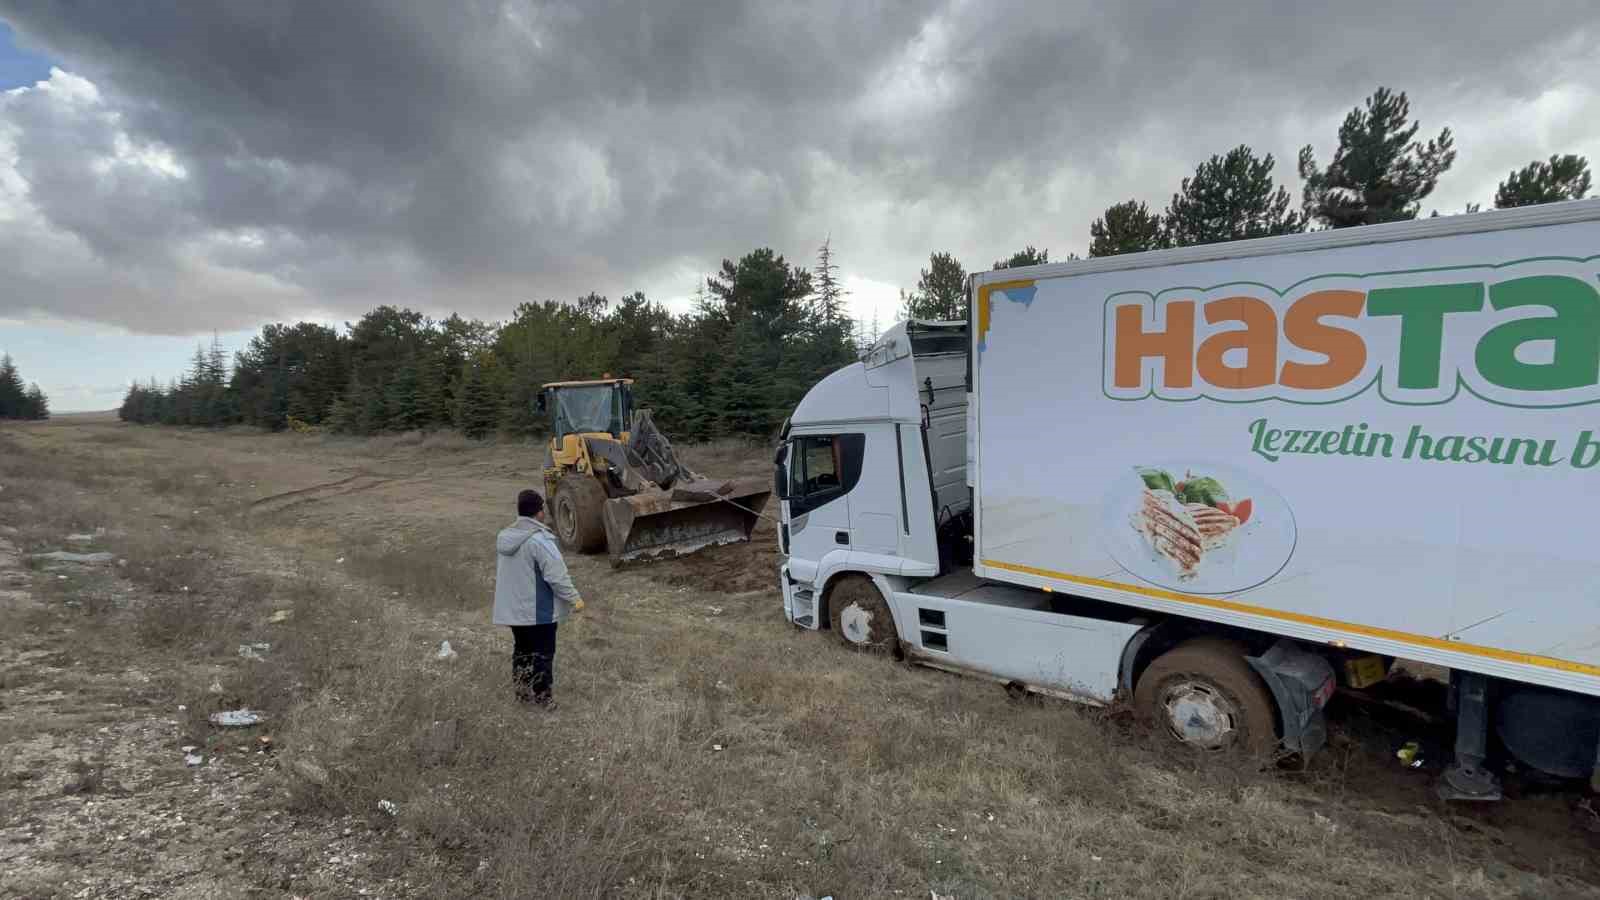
[492,516,579,625]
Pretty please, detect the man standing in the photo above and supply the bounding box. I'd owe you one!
[493,489,584,707]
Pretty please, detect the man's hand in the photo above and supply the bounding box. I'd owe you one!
[571,597,586,613]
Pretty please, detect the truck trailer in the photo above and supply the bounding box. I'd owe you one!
[774,199,1600,800]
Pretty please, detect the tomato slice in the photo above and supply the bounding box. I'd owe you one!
[1233,498,1253,524]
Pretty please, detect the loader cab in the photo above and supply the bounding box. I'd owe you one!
[540,378,634,441]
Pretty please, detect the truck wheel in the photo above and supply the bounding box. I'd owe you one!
[1133,638,1278,755]
[553,475,607,553]
[826,575,896,653]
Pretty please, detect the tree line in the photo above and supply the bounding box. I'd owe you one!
[901,86,1592,320]
[0,354,49,421]
[120,243,859,442]
[121,85,1591,442]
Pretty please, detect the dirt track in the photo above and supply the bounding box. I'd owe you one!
[4,417,1600,899]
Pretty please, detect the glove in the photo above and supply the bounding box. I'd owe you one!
[571,597,586,613]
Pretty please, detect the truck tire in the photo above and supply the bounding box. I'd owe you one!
[553,475,607,554]
[826,575,896,653]
[1133,638,1278,755]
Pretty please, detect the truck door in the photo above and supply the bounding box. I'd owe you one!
[783,432,865,580]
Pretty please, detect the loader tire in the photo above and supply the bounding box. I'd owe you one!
[826,575,896,654]
[1133,638,1278,756]
[553,475,607,554]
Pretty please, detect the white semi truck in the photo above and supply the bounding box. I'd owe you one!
[774,199,1600,800]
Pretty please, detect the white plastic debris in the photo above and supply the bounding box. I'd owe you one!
[237,642,271,661]
[712,744,725,752]
[706,605,724,615]
[209,709,265,727]
[336,557,346,564]
[207,680,224,695]
[377,799,398,816]
[184,753,204,767]
[177,705,187,712]
[268,610,292,624]
[66,533,97,543]
[436,640,457,660]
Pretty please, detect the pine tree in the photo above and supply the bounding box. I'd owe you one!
[119,384,141,423]
[22,383,48,420]
[812,236,848,329]
[456,354,500,440]
[415,351,448,429]
[902,252,968,320]
[385,354,424,432]
[993,246,1048,270]
[1089,200,1165,257]
[1299,87,1455,228]
[1494,155,1592,209]
[1166,145,1303,247]
[0,354,26,419]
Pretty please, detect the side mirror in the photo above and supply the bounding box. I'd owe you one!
[773,444,790,501]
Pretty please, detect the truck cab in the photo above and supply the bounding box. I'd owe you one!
[775,318,969,623]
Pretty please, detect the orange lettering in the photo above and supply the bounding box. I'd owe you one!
[1281,289,1367,389]
[1115,301,1194,389]
[1196,297,1277,389]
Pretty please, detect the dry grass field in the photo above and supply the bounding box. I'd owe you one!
[3,416,1599,898]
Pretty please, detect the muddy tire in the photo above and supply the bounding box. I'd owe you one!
[553,475,607,554]
[1133,638,1278,755]
[826,575,896,653]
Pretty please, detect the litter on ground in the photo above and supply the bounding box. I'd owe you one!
[209,709,266,727]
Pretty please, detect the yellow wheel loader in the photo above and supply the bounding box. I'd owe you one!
[537,378,771,564]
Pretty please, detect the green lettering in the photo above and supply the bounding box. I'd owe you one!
[1319,431,1342,454]
[1403,424,1431,459]
[1338,425,1357,454]
[1476,276,1600,391]
[1369,431,1394,458]
[1283,429,1304,453]
[1464,435,1489,463]
[1573,430,1600,469]
[1248,418,1280,462]
[1436,435,1465,461]
[1367,283,1484,389]
[1301,430,1323,453]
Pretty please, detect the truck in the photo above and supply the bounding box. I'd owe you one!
[773,199,1600,800]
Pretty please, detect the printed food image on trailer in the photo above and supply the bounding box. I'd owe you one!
[1100,461,1296,595]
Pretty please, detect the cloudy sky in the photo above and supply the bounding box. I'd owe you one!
[2,2,1598,410]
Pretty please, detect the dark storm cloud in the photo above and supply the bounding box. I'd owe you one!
[1,1,1597,334]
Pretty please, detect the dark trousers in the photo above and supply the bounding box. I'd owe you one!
[510,623,558,704]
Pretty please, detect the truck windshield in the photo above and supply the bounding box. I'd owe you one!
[551,385,623,438]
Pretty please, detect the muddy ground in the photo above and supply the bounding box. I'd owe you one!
[2,416,1599,899]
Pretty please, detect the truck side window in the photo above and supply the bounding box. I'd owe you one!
[788,433,866,515]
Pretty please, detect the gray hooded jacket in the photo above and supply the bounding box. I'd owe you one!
[492,517,580,626]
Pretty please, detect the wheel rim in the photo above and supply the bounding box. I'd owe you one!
[838,602,876,645]
[1159,680,1240,749]
[556,496,577,542]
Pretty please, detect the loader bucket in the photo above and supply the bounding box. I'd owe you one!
[602,476,771,565]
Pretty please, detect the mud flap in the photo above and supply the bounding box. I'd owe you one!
[602,477,771,565]
[1247,640,1336,754]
